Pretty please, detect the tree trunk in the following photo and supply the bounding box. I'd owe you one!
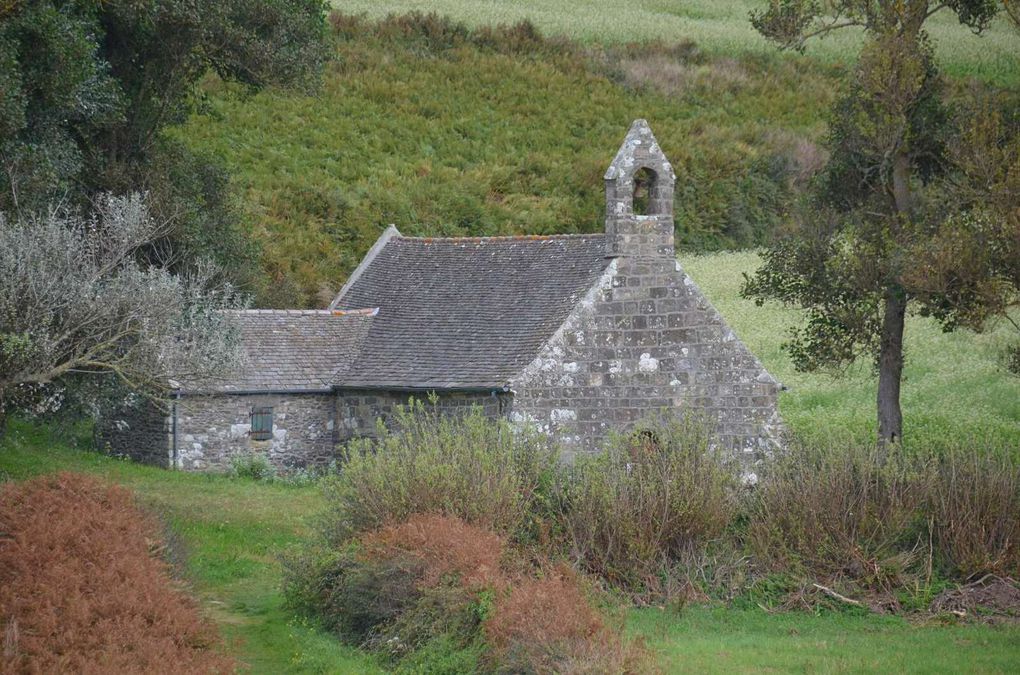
[877,145,912,451]
[877,288,906,448]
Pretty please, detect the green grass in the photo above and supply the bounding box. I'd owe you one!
[3,421,1020,673]
[630,605,1020,673]
[682,250,1020,450]
[334,0,1020,86]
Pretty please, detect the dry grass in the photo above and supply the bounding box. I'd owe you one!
[930,450,1020,579]
[484,566,656,674]
[0,473,234,674]
[554,417,739,593]
[361,513,506,591]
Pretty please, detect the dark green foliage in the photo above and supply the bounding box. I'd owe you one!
[0,0,328,283]
[1006,342,1020,375]
[820,35,948,211]
[182,11,835,305]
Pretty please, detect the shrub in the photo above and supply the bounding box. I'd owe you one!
[0,473,233,673]
[361,513,507,590]
[285,513,652,672]
[285,514,505,653]
[929,449,1020,579]
[749,443,931,592]
[483,566,654,674]
[321,400,557,544]
[553,416,739,592]
[230,451,276,481]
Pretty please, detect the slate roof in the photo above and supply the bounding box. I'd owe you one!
[180,309,375,393]
[332,233,611,389]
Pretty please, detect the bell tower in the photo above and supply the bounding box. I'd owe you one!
[604,119,676,258]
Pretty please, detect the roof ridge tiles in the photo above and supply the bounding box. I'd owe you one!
[394,233,605,243]
[223,308,379,316]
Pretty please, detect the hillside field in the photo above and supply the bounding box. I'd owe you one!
[3,422,1020,673]
[335,0,1020,85]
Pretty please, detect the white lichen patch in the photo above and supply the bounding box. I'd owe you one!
[638,352,659,373]
[550,408,577,423]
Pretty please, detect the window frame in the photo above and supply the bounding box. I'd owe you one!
[250,406,274,441]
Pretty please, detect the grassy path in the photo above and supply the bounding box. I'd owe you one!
[0,422,382,673]
[3,420,1020,673]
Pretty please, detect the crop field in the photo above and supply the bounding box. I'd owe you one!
[335,0,1020,85]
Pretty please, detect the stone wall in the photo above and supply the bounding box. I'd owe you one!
[95,399,171,467]
[174,393,337,471]
[335,389,509,441]
[510,256,782,468]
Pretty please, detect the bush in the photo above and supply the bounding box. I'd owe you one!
[230,451,276,481]
[483,566,654,674]
[750,442,1020,597]
[0,473,233,673]
[285,513,650,673]
[321,400,558,545]
[285,514,499,659]
[929,449,1020,579]
[553,416,739,592]
[749,443,929,592]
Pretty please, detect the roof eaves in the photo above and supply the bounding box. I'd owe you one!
[334,382,510,393]
[175,387,335,396]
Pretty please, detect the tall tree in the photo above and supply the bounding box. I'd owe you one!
[0,0,328,290]
[743,1,1019,445]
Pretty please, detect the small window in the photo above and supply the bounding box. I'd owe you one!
[250,407,273,441]
[632,167,657,215]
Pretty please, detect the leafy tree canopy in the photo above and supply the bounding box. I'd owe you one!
[0,0,328,286]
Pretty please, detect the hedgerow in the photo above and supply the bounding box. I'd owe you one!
[292,405,1020,632]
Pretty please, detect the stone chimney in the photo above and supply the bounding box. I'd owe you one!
[604,119,676,259]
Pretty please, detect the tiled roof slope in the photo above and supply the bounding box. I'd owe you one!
[180,310,375,393]
[333,234,612,389]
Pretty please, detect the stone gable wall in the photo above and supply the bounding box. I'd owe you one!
[174,393,337,471]
[510,256,781,469]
